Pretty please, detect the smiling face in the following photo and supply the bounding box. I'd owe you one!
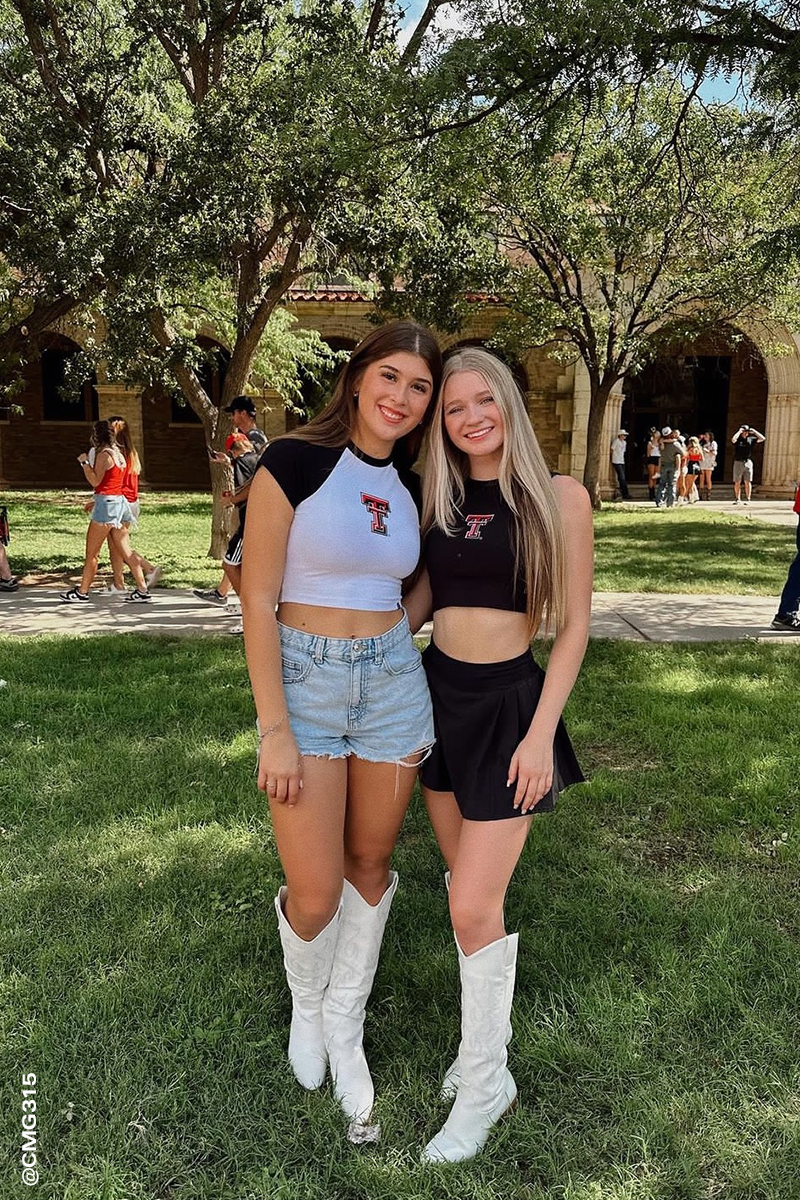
[351,352,434,458]
[441,370,505,478]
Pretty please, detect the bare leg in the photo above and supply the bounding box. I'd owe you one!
[449,817,532,955]
[269,755,348,938]
[424,787,464,873]
[344,754,421,902]
[222,562,242,597]
[80,522,111,594]
[109,527,147,592]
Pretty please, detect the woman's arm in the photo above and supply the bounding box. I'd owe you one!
[508,474,593,813]
[78,449,111,489]
[240,468,303,805]
[402,566,433,634]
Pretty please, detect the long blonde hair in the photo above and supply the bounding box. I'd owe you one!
[422,347,567,637]
[108,416,141,474]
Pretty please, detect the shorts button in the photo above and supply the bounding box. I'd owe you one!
[353,641,362,653]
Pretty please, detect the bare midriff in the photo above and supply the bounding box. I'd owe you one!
[277,602,403,640]
[432,606,531,664]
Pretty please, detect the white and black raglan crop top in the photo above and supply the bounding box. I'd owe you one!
[259,439,422,611]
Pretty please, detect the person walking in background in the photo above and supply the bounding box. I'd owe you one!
[732,424,765,505]
[655,427,681,508]
[240,322,440,1144]
[105,416,162,595]
[194,397,268,609]
[60,420,152,604]
[0,503,18,591]
[699,431,717,500]
[405,348,591,1163]
[609,429,631,500]
[771,481,800,633]
[217,431,260,634]
[645,427,661,501]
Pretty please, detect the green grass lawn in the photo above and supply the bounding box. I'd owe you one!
[2,489,796,595]
[1,635,799,1199]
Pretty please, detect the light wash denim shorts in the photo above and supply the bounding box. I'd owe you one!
[91,494,133,528]
[277,611,434,763]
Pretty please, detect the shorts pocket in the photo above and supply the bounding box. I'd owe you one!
[280,650,313,685]
[382,637,423,678]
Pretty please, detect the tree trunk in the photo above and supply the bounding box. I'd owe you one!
[582,378,615,510]
[204,414,234,560]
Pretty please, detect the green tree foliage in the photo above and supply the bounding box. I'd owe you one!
[481,76,800,502]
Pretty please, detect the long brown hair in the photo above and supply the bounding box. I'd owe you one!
[108,415,141,474]
[289,322,442,465]
[90,420,116,452]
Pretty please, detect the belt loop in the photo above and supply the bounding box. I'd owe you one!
[313,636,325,665]
[374,633,384,666]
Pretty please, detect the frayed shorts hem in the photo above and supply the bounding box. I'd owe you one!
[295,741,435,768]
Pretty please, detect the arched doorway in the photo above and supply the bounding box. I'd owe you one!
[623,332,768,484]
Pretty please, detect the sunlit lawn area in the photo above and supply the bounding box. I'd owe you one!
[1,635,799,1199]
[2,489,797,595]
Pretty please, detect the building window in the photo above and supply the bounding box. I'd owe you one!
[41,346,98,421]
[170,341,230,423]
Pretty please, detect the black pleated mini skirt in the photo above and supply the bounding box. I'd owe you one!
[420,640,585,821]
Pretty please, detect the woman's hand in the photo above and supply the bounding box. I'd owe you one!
[83,500,93,514]
[507,729,554,814]
[258,730,304,806]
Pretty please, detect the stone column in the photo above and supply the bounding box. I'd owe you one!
[600,390,625,494]
[760,392,800,497]
[568,359,590,480]
[96,385,147,481]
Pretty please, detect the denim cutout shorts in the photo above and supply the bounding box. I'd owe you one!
[277,610,434,763]
[91,494,133,528]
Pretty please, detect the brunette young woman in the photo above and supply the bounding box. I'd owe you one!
[239,322,440,1142]
[60,420,152,603]
[404,347,593,1163]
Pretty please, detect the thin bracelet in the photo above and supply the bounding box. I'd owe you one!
[258,715,286,741]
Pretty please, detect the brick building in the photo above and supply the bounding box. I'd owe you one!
[1,294,798,496]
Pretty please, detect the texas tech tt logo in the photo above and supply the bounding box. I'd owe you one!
[361,493,390,535]
[464,514,494,539]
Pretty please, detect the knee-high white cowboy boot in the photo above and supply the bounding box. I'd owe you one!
[323,872,398,1142]
[274,888,341,1090]
[439,872,512,1102]
[422,932,519,1163]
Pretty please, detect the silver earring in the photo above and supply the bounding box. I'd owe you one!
[353,392,359,404]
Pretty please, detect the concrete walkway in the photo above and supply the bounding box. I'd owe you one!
[0,585,795,642]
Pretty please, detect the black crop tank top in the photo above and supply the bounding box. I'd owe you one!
[424,478,527,614]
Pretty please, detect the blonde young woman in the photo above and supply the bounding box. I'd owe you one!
[106,417,161,594]
[60,420,151,603]
[240,323,440,1143]
[404,348,593,1163]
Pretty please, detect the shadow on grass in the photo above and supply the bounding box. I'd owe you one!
[594,509,792,594]
[1,637,799,1198]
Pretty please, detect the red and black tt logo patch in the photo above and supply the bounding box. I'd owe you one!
[464,514,494,539]
[361,493,390,535]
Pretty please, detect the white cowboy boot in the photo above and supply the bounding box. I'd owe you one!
[438,873,512,1102]
[323,872,398,1142]
[274,888,341,1090]
[422,932,518,1163]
